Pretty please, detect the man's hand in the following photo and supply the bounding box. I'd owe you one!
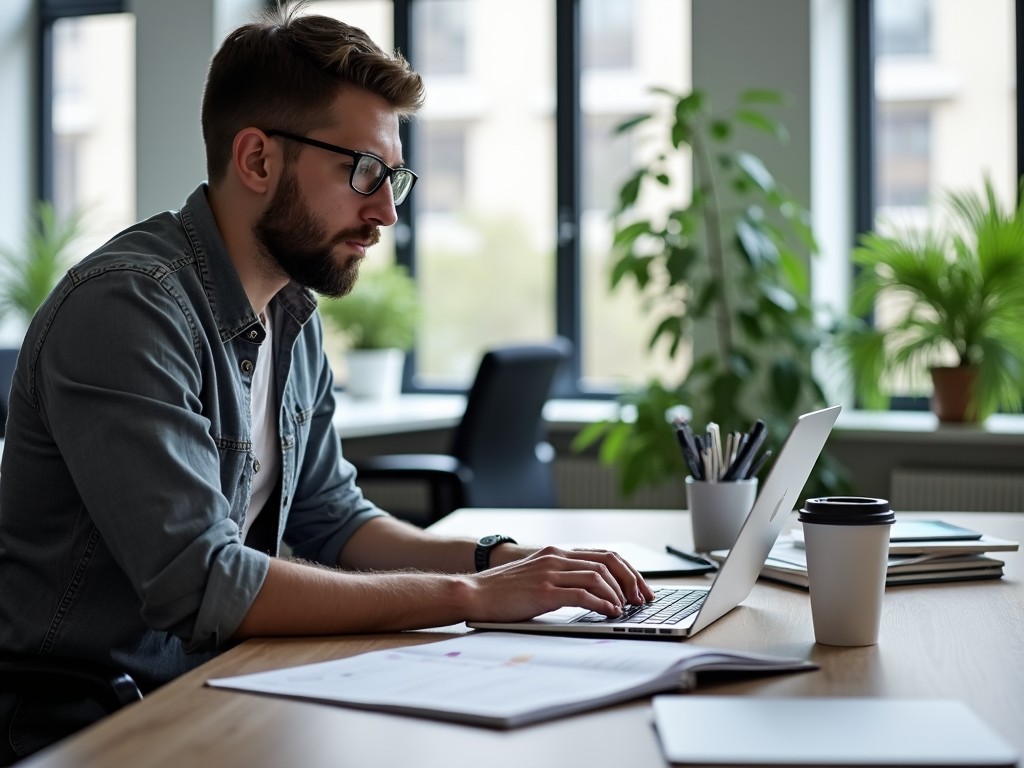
[465,546,656,623]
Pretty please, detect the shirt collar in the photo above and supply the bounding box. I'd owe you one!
[178,184,318,342]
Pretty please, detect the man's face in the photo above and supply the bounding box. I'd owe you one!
[253,165,378,297]
[254,88,404,298]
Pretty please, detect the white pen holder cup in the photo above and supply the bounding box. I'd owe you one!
[685,477,758,554]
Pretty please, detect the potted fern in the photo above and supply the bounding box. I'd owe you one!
[318,264,420,399]
[575,87,847,498]
[838,176,1024,423]
[0,201,83,327]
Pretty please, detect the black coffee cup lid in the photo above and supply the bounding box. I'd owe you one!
[798,496,895,526]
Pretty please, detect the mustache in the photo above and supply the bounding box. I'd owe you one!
[331,225,381,248]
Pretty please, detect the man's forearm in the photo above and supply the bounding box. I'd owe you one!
[234,556,480,638]
[335,515,532,573]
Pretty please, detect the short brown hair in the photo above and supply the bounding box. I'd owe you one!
[201,2,424,184]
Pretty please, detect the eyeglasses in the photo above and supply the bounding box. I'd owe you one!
[264,129,418,206]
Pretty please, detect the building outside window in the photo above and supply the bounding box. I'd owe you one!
[45,6,135,259]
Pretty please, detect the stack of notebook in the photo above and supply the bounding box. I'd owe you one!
[717,519,1018,588]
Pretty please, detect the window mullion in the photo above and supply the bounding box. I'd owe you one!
[554,0,582,396]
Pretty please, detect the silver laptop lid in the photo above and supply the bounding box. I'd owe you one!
[688,404,841,635]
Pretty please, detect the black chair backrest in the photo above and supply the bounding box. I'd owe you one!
[451,338,571,508]
[0,347,19,439]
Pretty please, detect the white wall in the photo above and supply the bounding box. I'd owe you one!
[131,0,263,218]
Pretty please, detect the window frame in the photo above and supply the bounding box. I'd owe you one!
[46,1,1016,407]
[853,0,1023,412]
[37,0,127,205]
[392,0,592,398]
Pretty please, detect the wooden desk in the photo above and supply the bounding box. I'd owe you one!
[21,510,1023,768]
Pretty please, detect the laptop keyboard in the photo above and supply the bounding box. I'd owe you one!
[575,587,707,625]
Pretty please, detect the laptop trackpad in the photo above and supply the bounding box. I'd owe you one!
[531,606,591,624]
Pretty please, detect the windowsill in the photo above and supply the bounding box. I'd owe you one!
[333,392,1024,445]
[0,399,1017,461]
[332,393,620,439]
[831,409,1024,445]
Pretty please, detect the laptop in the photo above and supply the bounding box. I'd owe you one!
[468,404,842,639]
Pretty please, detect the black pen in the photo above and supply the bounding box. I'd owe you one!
[746,449,773,479]
[665,545,719,569]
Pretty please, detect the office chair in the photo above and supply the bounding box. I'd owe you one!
[0,347,18,439]
[354,338,572,525]
[0,652,143,715]
[0,651,143,764]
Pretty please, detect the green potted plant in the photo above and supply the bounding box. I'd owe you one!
[837,176,1024,423]
[318,263,420,399]
[0,201,83,327]
[575,87,847,498]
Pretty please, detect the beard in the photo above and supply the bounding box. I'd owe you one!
[253,169,380,298]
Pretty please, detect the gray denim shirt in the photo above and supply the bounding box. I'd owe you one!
[0,184,385,756]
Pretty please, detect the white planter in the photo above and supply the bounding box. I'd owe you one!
[345,348,405,400]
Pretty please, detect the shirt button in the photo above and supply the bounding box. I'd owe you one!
[253,458,261,473]
[248,329,259,340]
[240,359,254,374]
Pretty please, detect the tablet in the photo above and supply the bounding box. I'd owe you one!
[653,697,1018,767]
[889,519,982,541]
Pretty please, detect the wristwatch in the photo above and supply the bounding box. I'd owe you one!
[474,534,517,572]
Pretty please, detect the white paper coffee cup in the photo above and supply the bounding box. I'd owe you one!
[799,496,895,646]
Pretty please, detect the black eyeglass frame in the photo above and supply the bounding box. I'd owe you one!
[263,129,418,204]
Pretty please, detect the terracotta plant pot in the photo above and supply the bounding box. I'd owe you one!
[929,366,979,423]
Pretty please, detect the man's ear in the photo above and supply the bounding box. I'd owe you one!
[232,129,279,195]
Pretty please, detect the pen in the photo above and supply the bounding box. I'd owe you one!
[746,448,773,479]
[673,420,705,480]
[721,418,766,482]
[665,545,719,569]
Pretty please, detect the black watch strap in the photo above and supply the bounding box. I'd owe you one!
[474,534,517,572]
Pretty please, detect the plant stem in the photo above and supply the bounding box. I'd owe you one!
[691,123,732,361]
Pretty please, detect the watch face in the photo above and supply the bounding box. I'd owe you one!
[479,535,502,547]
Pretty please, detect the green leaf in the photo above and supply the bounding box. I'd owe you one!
[735,218,780,267]
[664,245,698,285]
[612,219,653,247]
[735,152,776,192]
[770,357,802,410]
[710,120,731,140]
[616,170,646,210]
[735,109,786,139]
[613,113,651,135]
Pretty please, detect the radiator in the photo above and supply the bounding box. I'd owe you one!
[555,458,686,510]
[890,467,1024,512]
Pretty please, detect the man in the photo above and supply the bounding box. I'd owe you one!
[0,5,653,761]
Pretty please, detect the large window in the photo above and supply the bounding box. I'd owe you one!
[39,1,1018,408]
[41,1,135,259]
[312,0,691,393]
[861,0,1018,404]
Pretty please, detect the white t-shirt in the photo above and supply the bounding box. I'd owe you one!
[242,307,280,541]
